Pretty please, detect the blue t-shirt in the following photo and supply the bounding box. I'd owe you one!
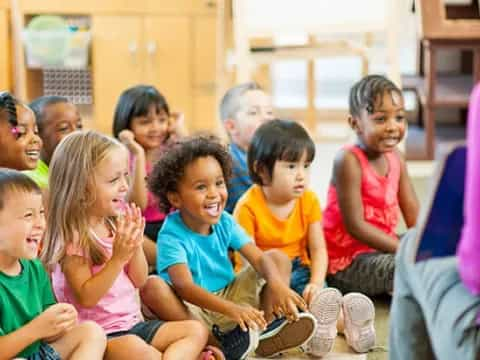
[157,211,251,292]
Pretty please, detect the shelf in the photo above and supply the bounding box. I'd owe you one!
[403,74,473,108]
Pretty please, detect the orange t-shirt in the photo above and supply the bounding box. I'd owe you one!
[233,185,322,267]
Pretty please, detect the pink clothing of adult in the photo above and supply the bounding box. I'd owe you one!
[458,85,480,306]
[323,145,401,274]
[52,234,142,334]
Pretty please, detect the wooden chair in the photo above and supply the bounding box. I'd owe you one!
[230,0,402,133]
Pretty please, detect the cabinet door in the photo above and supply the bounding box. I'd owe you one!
[144,16,192,129]
[0,9,10,91]
[192,16,218,132]
[92,16,143,134]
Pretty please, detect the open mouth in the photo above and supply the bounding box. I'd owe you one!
[382,138,399,147]
[204,203,221,217]
[26,236,40,250]
[25,149,40,161]
[112,198,127,211]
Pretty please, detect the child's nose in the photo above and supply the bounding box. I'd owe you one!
[28,131,43,147]
[34,212,46,230]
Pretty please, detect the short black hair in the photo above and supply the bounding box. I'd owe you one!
[112,85,170,138]
[248,119,315,185]
[0,91,20,127]
[0,168,41,211]
[148,135,232,212]
[349,74,402,118]
[29,95,69,132]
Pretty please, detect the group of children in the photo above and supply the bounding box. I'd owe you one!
[0,73,421,360]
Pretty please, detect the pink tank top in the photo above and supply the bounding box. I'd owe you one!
[52,231,142,334]
[323,145,401,274]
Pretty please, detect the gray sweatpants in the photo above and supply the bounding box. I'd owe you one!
[389,230,480,360]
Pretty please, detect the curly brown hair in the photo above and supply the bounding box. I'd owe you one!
[148,135,232,212]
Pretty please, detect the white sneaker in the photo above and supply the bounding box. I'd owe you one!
[342,293,376,353]
[304,287,342,357]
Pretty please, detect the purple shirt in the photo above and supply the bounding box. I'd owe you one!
[457,84,480,322]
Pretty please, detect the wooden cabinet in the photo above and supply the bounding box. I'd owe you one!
[192,15,220,133]
[143,16,191,128]
[0,4,10,91]
[14,1,223,135]
[92,15,192,134]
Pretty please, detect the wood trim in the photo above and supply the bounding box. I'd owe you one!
[416,0,480,39]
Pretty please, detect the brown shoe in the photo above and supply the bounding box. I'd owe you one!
[255,313,317,357]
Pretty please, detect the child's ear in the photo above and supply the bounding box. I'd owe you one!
[348,115,361,133]
[223,119,238,137]
[254,161,270,185]
[166,191,181,209]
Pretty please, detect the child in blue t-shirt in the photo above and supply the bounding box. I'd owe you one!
[141,135,317,360]
[0,169,106,359]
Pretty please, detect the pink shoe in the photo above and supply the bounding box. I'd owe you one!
[304,287,342,357]
[342,293,376,353]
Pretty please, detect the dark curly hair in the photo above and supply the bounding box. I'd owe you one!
[349,74,402,118]
[148,135,232,212]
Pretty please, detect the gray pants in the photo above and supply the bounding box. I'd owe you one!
[389,230,480,360]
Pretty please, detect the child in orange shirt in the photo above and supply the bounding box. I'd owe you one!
[234,119,376,356]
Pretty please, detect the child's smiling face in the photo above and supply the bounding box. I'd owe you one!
[39,102,83,164]
[350,90,406,154]
[0,190,45,260]
[168,156,228,235]
[0,106,42,170]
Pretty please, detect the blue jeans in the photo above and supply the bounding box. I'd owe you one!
[27,343,61,360]
[289,257,311,295]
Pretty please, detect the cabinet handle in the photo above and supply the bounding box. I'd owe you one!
[206,0,216,8]
[128,42,138,54]
[146,41,157,55]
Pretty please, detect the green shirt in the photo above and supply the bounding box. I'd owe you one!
[0,259,56,357]
[24,159,49,189]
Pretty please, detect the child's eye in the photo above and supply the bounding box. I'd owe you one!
[76,122,83,130]
[396,115,405,122]
[216,179,225,187]
[287,163,297,169]
[24,212,33,219]
[304,163,311,169]
[195,184,206,191]
[374,117,385,123]
[110,177,119,183]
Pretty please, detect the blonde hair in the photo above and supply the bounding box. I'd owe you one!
[41,130,125,268]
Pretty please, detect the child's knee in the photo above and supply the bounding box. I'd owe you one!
[77,321,107,345]
[140,276,171,301]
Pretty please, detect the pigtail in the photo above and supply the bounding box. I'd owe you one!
[0,92,18,127]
